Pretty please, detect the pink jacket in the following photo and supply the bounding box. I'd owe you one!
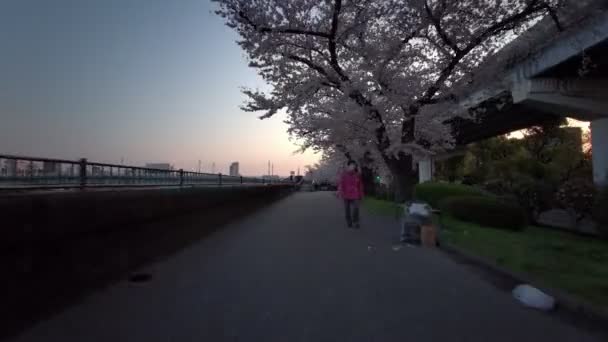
[338,171,364,200]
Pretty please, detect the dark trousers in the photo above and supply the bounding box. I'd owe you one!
[344,199,360,226]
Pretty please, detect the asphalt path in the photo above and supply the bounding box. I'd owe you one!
[10,192,602,342]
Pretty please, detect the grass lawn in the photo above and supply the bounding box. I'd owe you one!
[363,197,608,308]
[362,197,401,217]
[441,216,608,307]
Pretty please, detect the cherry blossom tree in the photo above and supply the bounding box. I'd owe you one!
[215,0,563,200]
[305,151,347,184]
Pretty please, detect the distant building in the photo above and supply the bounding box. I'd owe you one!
[145,163,173,170]
[229,162,240,176]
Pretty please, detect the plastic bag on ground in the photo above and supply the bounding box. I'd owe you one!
[512,284,556,311]
[408,202,431,217]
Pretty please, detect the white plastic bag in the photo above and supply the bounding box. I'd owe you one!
[408,202,431,217]
[512,284,556,311]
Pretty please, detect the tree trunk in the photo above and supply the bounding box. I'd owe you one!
[385,154,418,203]
[360,152,377,197]
[361,166,376,197]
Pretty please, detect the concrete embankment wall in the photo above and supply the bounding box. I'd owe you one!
[1,185,292,247]
[0,185,293,339]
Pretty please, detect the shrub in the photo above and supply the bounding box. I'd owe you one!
[593,187,608,235]
[511,179,556,220]
[483,179,511,196]
[484,178,556,222]
[556,179,596,221]
[462,173,484,186]
[413,182,487,208]
[440,196,528,230]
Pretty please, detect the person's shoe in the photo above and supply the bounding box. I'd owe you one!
[354,223,360,229]
[347,223,353,228]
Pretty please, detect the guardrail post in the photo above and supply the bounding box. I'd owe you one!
[28,161,34,182]
[179,169,184,187]
[79,158,88,188]
[219,173,223,186]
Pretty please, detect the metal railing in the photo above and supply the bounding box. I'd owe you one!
[0,154,281,190]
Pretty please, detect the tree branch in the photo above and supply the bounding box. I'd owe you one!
[421,33,454,57]
[379,29,420,72]
[336,0,370,41]
[400,0,548,144]
[330,0,343,38]
[335,144,353,162]
[544,4,564,32]
[424,0,460,54]
[282,41,329,62]
[467,0,545,48]
[415,56,460,108]
[347,90,391,152]
[374,29,421,101]
[418,93,458,105]
[401,115,415,143]
[328,0,349,82]
[238,10,330,38]
[285,54,337,84]
[416,0,547,107]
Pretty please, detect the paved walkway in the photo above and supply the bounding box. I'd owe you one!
[11,192,602,341]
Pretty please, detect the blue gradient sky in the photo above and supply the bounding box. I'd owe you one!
[0,0,318,176]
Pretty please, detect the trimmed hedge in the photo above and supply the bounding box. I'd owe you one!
[413,182,487,208]
[440,196,528,230]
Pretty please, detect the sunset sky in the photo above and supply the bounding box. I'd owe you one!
[0,0,319,176]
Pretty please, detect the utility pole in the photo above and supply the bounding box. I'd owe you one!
[268,160,271,176]
[271,163,274,176]
[198,160,201,173]
[212,162,216,174]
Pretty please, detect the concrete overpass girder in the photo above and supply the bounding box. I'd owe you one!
[512,78,608,120]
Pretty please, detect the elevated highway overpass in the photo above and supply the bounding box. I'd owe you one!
[419,2,608,186]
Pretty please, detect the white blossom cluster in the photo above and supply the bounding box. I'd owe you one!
[215,0,564,178]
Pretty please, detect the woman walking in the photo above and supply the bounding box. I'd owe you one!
[338,161,364,228]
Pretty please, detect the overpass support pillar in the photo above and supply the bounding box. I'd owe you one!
[418,157,434,184]
[592,118,608,186]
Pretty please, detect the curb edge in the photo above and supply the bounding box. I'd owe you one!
[440,242,608,324]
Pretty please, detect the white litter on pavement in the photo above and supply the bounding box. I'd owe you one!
[512,284,556,311]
